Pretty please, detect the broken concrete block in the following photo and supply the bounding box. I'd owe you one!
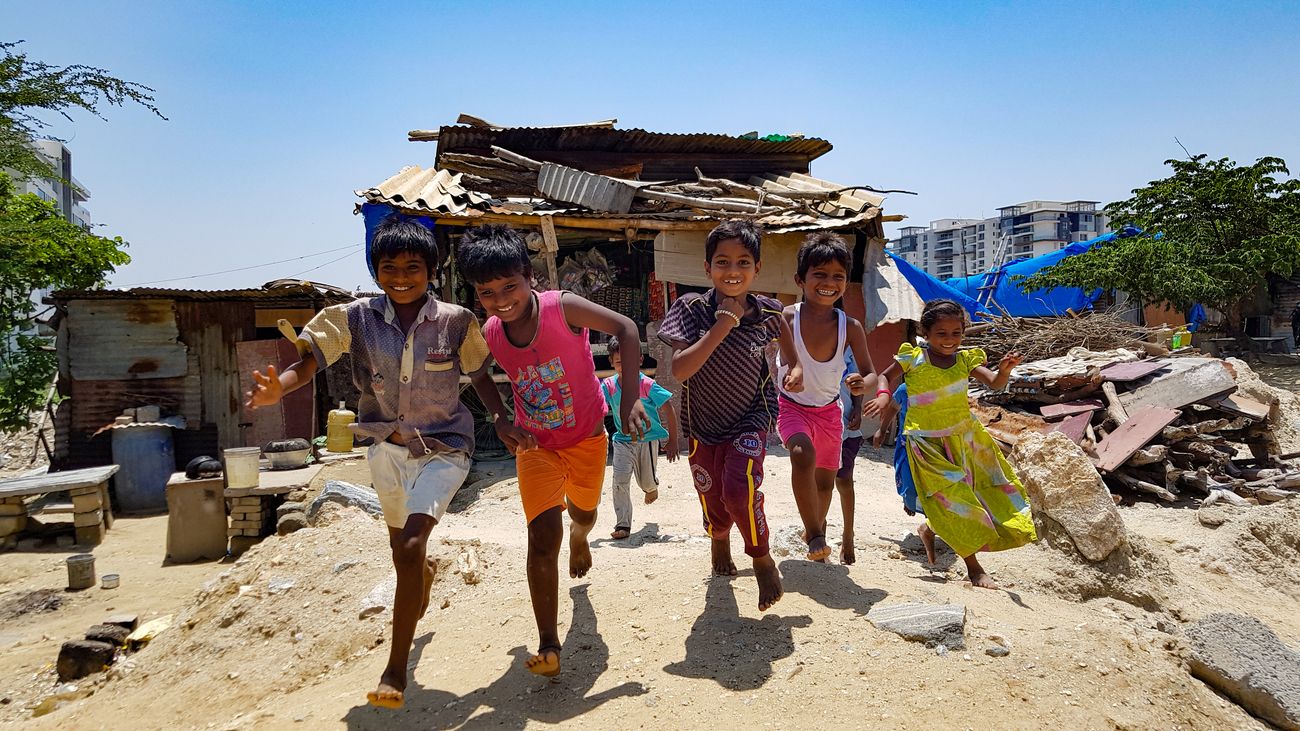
[867,603,967,650]
[73,509,103,528]
[84,624,131,647]
[276,512,308,536]
[276,502,305,519]
[1186,613,1300,730]
[105,614,139,632]
[1013,431,1126,561]
[307,480,382,524]
[57,640,116,681]
[0,515,27,535]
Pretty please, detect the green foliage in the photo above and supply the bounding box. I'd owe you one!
[1,40,164,181]
[1018,155,1300,319]
[0,173,131,431]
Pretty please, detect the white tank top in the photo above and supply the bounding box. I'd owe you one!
[777,304,847,408]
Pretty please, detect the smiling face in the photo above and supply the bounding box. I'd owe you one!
[471,272,533,324]
[375,252,433,305]
[797,259,849,306]
[923,315,966,357]
[706,238,761,299]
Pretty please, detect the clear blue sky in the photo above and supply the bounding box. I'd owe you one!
[8,0,1300,290]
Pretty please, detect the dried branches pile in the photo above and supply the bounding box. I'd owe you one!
[965,308,1154,362]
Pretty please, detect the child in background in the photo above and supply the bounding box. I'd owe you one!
[457,224,650,678]
[775,233,886,563]
[658,219,801,612]
[878,299,1036,588]
[873,383,922,517]
[601,335,681,539]
[834,348,864,565]
[247,217,485,709]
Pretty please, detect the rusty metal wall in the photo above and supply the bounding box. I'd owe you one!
[176,301,256,453]
[65,300,189,380]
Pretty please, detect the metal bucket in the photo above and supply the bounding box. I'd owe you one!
[67,554,96,590]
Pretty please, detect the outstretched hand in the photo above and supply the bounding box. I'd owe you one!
[999,351,1024,372]
[247,365,283,409]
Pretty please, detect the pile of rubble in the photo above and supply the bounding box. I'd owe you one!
[976,346,1300,507]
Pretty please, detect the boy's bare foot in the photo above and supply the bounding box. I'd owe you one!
[711,537,737,576]
[610,527,630,540]
[840,534,856,565]
[644,489,658,505]
[918,522,938,566]
[963,555,998,589]
[367,672,405,709]
[753,554,783,611]
[569,522,593,578]
[418,557,437,618]
[805,534,832,562]
[525,645,561,677]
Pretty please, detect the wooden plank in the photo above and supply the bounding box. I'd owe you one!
[236,340,315,450]
[0,465,119,498]
[1047,412,1091,444]
[1210,393,1271,421]
[1119,361,1237,412]
[1101,360,1167,382]
[1095,406,1181,472]
[1040,399,1103,420]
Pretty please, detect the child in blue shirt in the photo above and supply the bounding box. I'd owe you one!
[873,384,921,516]
[600,335,681,539]
[834,349,865,564]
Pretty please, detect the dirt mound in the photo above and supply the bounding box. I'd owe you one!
[94,506,499,726]
[1200,500,1300,600]
[1226,358,1300,456]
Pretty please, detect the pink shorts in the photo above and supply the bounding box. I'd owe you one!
[777,396,844,472]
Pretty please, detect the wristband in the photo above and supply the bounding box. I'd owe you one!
[714,310,742,327]
[876,388,891,396]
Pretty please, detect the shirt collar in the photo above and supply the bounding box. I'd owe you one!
[369,293,439,326]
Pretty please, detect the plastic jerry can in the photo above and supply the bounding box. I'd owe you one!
[326,402,356,453]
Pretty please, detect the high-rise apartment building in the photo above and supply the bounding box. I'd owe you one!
[891,200,1107,280]
[12,139,92,229]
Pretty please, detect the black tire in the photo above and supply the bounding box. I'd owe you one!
[459,381,514,462]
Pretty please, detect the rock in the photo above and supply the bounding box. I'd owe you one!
[228,535,260,556]
[359,574,396,619]
[17,537,41,550]
[84,624,131,646]
[56,535,75,548]
[307,481,382,524]
[1198,504,1247,528]
[986,645,1011,657]
[105,614,139,631]
[455,546,481,585]
[1186,613,1300,730]
[276,502,305,519]
[276,512,309,536]
[866,603,967,650]
[57,639,116,681]
[0,515,27,535]
[1013,431,1126,561]
[286,489,309,503]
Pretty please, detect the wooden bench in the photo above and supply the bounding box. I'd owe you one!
[0,465,119,547]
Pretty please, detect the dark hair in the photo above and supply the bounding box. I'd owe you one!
[371,217,439,274]
[919,299,967,333]
[796,232,852,279]
[705,219,763,263]
[606,335,623,355]
[456,224,532,285]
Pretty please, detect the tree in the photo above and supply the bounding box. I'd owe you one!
[0,41,162,431]
[1018,155,1300,329]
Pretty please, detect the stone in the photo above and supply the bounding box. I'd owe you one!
[71,494,101,513]
[866,603,967,650]
[0,515,27,535]
[84,624,131,646]
[307,480,382,524]
[228,535,260,556]
[1198,505,1246,528]
[74,523,105,546]
[276,502,305,519]
[359,574,396,619]
[286,489,309,503]
[1013,431,1126,561]
[73,509,103,528]
[105,614,139,631]
[17,537,41,550]
[56,535,75,548]
[56,640,116,681]
[986,645,1011,657]
[68,486,99,497]
[1186,613,1300,730]
[276,512,308,536]
[0,503,26,516]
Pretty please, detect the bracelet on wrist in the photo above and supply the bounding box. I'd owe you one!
[876,388,892,396]
[714,310,742,327]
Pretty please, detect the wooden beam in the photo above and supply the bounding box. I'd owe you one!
[539,216,560,290]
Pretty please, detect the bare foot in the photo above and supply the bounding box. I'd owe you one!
[525,646,561,677]
[840,534,856,565]
[418,557,437,618]
[918,522,938,566]
[963,554,998,589]
[711,537,737,576]
[806,534,832,562]
[569,523,593,578]
[366,672,405,709]
[644,489,658,505]
[753,554,783,611]
[610,527,630,540]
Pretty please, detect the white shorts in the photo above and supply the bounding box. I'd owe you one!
[368,442,471,529]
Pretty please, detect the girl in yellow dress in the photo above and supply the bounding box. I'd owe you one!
[878,299,1037,589]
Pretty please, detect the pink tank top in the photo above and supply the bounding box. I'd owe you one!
[484,289,607,450]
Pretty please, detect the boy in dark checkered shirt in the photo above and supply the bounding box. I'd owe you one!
[657,220,801,612]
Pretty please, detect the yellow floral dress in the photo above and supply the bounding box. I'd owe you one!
[895,344,1037,557]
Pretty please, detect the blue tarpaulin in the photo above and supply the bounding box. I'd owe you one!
[359,202,436,279]
[886,250,990,320]
[945,226,1142,317]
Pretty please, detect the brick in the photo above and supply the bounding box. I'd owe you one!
[105,614,139,631]
[230,519,261,529]
[243,527,262,537]
[1,495,28,504]
[0,503,26,516]
[85,624,131,646]
[68,486,100,497]
[0,515,28,535]
[228,535,260,556]
[74,523,105,546]
[72,493,102,512]
[74,509,103,528]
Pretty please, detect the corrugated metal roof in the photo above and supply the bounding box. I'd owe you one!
[433,125,833,162]
[52,283,348,302]
[356,166,491,216]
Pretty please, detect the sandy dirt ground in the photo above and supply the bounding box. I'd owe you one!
[0,363,1296,730]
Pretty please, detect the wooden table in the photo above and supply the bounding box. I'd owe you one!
[0,465,119,546]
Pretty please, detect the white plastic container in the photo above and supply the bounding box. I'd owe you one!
[223,447,261,489]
